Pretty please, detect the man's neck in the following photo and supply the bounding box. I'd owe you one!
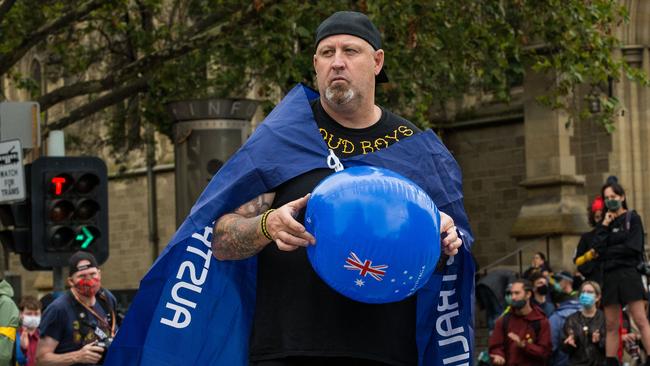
[71,289,96,307]
[320,97,381,129]
[534,293,546,303]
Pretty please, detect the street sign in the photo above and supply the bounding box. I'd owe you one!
[0,139,25,203]
[0,102,40,150]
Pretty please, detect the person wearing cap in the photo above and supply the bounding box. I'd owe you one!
[211,11,464,366]
[36,251,118,366]
[551,271,578,306]
[573,196,605,287]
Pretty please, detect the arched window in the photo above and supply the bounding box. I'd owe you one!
[30,59,43,98]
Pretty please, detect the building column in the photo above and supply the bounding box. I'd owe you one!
[510,70,590,272]
[609,46,650,222]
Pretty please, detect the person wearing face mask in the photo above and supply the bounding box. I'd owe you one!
[551,271,579,305]
[561,281,606,366]
[488,279,552,366]
[591,177,650,366]
[36,251,118,366]
[530,273,555,317]
[18,296,41,366]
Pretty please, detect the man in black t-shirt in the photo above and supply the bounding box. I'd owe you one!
[36,252,118,366]
[212,11,463,366]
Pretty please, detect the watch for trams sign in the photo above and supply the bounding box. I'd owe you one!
[0,139,25,203]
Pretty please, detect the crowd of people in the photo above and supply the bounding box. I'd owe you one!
[478,176,650,366]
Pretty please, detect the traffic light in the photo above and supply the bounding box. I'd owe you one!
[30,157,108,267]
[0,202,30,254]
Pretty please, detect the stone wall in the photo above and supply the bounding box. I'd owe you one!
[571,118,613,202]
[442,120,527,269]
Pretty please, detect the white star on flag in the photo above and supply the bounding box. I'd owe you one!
[355,279,365,287]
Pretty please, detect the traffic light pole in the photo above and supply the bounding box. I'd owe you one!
[48,131,65,292]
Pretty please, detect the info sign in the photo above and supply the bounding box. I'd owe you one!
[0,139,25,203]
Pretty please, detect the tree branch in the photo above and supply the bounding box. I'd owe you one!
[38,1,272,111]
[45,78,148,132]
[0,0,107,76]
[0,0,17,23]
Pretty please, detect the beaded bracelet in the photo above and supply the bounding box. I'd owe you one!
[260,209,275,241]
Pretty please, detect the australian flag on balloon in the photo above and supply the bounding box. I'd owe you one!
[105,84,475,366]
[305,164,443,304]
[345,252,427,295]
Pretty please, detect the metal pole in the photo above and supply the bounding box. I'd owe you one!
[146,123,159,263]
[518,251,523,275]
[48,131,65,291]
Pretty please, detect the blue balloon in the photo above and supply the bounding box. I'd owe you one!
[305,166,440,304]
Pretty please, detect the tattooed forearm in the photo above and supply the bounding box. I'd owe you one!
[212,193,275,260]
[233,193,273,217]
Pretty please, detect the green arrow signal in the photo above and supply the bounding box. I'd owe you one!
[76,226,95,249]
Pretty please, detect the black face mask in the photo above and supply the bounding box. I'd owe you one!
[511,299,527,310]
[535,285,548,296]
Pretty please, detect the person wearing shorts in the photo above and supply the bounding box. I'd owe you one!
[592,177,650,366]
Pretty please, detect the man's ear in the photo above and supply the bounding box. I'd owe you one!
[374,49,384,77]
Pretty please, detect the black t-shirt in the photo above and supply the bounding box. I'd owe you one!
[249,100,421,365]
[39,290,117,365]
[595,210,645,271]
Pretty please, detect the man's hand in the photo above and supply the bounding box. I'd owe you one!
[564,334,577,347]
[75,342,104,364]
[439,212,462,256]
[266,194,316,251]
[490,354,505,365]
[507,332,525,348]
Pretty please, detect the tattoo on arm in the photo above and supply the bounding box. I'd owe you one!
[233,193,273,217]
[212,193,275,260]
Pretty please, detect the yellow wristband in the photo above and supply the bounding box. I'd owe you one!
[260,209,275,241]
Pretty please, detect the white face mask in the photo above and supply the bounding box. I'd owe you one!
[22,315,40,329]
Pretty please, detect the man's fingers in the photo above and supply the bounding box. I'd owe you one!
[276,239,300,251]
[274,207,316,244]
[275,231,311,247]
[278,210,309,234]
[439,212,454,232]
[291,193,311,210]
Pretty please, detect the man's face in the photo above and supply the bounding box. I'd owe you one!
[67,259,101,287]
[510,282,530,303]
[313,34,384,106]
[533,278,547,292]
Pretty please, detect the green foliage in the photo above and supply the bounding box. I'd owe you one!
[0,0,646,158]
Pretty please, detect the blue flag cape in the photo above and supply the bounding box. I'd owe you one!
[105,84,475,366]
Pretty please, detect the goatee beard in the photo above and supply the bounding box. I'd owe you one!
[325,84,354,105]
